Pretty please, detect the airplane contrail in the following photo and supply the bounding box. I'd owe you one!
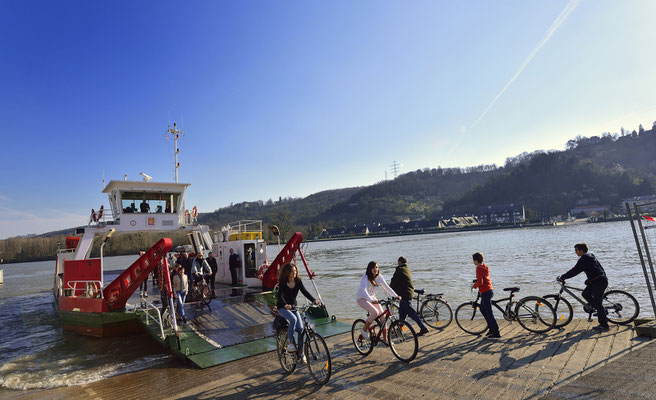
[469,0,582,129]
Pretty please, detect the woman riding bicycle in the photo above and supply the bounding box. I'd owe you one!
[356,261,400,341]
[277,263,320,354]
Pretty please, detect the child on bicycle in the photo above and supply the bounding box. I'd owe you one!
[356,261,400,341]
[472,252,500,338]
[277,263,320,354]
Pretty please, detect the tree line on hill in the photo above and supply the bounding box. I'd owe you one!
[1,124,655,263]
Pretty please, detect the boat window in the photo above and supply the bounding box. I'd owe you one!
[244,243,257,278]
[121,192,180,214]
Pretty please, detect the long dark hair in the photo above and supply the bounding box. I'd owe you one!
[366,261,379,286]
[279,263,300,284]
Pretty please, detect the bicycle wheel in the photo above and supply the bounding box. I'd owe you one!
[420,298,453,329]
[542,294,573,328]
[201,284,212,306]
[603,290,639,325]
[304,332,332,385]
[455,301,488,335]
[515,296,556,333]
[351,319,374,356]
[388,320,418,363]
[276,329,297,373]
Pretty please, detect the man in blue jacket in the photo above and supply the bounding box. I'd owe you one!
[558,243,609,331]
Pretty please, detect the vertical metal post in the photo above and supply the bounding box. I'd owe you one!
[634,203,656,317]
[627,202,656,317]
[298,248,323,304]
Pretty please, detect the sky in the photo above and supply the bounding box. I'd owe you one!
[1,0,655,239]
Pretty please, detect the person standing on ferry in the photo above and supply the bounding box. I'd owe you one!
[356,261,400,340]
[277,263,320,355]
[172,266,188,323]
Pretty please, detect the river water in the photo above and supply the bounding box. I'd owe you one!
[0,221,654,392]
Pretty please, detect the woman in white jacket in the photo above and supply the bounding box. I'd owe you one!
[356,261,399,340]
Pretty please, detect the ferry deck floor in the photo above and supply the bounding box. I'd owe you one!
[127,282,351,368]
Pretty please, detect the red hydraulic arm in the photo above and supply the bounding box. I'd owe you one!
[103,238,172,310]
[262,232,304,290]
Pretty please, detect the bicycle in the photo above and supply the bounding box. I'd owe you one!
[389,289,453,330]
[455,285,556,335]
[543,280,640,328]
[189,274,212,308]
[275,304,332,385]
[352,298,419,363]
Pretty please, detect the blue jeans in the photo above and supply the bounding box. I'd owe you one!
[176,290,187,319]
[480,290,499,335]
[399,299,427,331]
[278,308,304,349]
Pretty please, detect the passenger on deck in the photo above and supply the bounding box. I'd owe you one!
[179,250,192,280]
[140,200,150,213]
[277,263,320,357]
[356,261,399,341]
[390,256,429,336]
[156,205,163,213]
[192,252,212,286]
[173,266,188,323]
[207,252,218,297]
[130,202,137,213]
[229,248,241,286]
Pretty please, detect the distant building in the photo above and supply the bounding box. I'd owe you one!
[569,205,610,218]
[477,204,525,225]
[622,194,656,213]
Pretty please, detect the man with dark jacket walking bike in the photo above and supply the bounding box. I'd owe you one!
[558,243,609,331]
[390,256,429,336]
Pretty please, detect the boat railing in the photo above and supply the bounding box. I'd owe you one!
[134,301,166,340]
[65,280,103,298]
[223,220,263,235]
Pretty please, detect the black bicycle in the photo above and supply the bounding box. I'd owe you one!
[455,286,556,334]
[543,280,640,328]
[352,298,419,363]
[275,304,332,385]
[390,289,453,330]
[189,274,212,308]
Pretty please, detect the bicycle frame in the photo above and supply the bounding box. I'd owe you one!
[555,283,588,307]
[472,291,517,319]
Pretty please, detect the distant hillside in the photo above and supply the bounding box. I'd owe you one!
[443,128,656,218]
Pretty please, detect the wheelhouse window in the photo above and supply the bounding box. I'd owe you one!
[121,192,180,214]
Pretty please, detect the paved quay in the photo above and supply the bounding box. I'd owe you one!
[6,319,654,400]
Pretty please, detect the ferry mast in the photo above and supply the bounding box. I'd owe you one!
[167,122,184,183]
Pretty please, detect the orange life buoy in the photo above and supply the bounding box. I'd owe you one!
[191,206,198,218]
[91,208,98,222]
[97,205,104,220]
[258,264,269,280]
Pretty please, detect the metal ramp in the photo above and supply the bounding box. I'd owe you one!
[134,285,352,368]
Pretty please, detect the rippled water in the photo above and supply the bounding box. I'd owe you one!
[308,221,656,322]
[0,220,654,392]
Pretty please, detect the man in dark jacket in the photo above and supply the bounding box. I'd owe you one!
[390,256,429,336]
[207,252,218,297]
[558,243,609,331]
[229,248,241,286]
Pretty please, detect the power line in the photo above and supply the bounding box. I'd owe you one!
[390,160,400,179]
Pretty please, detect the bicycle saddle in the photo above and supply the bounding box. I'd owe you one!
[414,289,425,295]
[503,287,520,292]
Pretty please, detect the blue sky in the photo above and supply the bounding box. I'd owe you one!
[1,0,655,239]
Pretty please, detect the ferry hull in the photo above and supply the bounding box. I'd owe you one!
[58,308,140,337]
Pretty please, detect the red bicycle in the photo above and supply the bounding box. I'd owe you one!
[351,298,419,363]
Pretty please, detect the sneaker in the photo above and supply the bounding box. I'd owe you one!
[486,333,501,339]
[417,328,429,336]
[287,343,297,352]
[301,354,307,364]
[182,317,187,323]
[361,328,370,340]
[593,325,610,331]
[143,292,148,298]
